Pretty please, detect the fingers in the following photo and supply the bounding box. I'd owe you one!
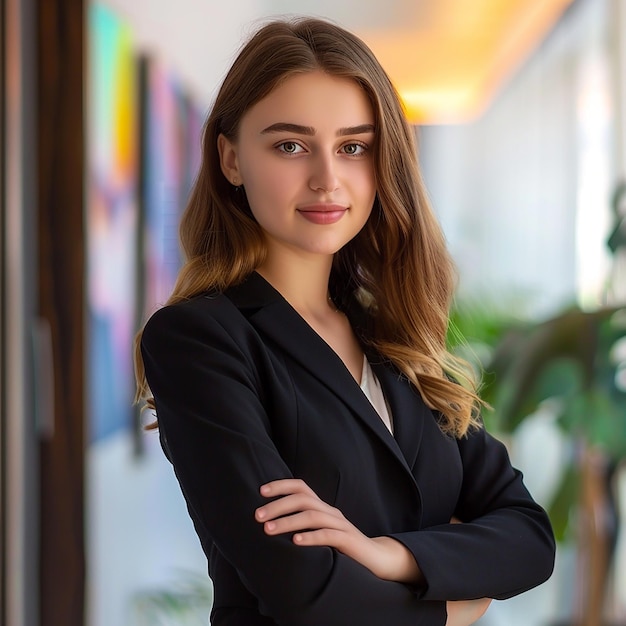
[256,492,340,524]
[292,527,353,548]
[261,507,349,537]
[260,479,315,498]
[255,479,421,584]
[256,479,344,527]
[257,491,331,518]
[256,493,348,544]
[255,478,358,551]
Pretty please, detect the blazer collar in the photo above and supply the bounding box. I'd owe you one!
[369,361,427,472]
[225,272,426,478]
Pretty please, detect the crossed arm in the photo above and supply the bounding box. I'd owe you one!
[256,478,492,626]
[142,300,554,626]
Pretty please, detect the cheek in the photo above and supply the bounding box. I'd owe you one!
[244,177,292,223]
[352,160,375,191]
[355,166,377,206]
[242,160,297,201]
[242,170,295,228]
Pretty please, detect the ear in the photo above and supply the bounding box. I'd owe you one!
[217,134,242,186]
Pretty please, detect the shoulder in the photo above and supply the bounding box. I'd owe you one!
[145,291,242,326]
[142,291,250,352]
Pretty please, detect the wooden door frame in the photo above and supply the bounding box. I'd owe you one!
[3,1,39,625]
[37,0,86,624]
[0,0,6,617]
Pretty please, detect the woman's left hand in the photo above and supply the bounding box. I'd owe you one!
[255,478,423,585]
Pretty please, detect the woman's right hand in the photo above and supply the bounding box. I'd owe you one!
[445,599,492,626]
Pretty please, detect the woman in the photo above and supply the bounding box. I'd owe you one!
[135,17,555,626]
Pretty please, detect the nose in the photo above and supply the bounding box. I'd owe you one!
[308,152,340,193]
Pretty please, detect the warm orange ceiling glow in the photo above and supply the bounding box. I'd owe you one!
[358,0,574,124]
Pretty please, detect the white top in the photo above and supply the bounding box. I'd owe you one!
[360,356,394,434]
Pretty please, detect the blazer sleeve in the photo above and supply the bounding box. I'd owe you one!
[388,423,556,601]
[140,301,447,626]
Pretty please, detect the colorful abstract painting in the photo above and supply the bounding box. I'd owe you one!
[87,4,139,441]
[87,5,205,442]
[140,57,204,319]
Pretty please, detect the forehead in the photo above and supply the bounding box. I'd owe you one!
[240,71,374,131]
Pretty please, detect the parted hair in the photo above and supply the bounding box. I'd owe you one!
[134,17,483,437]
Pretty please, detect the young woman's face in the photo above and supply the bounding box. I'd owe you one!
[219,71,377,260]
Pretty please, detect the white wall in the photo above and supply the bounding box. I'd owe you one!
[99,0,267,106]
[87,429,209,626]
[419,0,615,318]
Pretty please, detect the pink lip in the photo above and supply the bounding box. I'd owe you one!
[297,203,348,225]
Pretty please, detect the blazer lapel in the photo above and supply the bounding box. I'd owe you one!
[369,360,427,472]
[225,273,417,478]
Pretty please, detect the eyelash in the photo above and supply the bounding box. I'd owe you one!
[275,141,369,156]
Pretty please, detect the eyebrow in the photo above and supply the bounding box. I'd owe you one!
[260,122,375,136]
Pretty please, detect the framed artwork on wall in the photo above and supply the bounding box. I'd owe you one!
[138,55,204,322]
[87,3,139,442]
[87,5,204,445]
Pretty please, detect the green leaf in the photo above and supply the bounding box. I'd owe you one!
[547,461,579,543]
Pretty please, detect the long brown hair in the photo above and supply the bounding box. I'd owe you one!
[134,17,483,437]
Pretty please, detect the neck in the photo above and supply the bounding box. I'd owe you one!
[256,251,334,318]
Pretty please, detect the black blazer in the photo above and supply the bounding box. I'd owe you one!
[141,271,555,626]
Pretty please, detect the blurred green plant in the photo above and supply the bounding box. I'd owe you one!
[447,297,523,431]
[482,305,626,538]
[448,300,626,540]
[131,572,213,626]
